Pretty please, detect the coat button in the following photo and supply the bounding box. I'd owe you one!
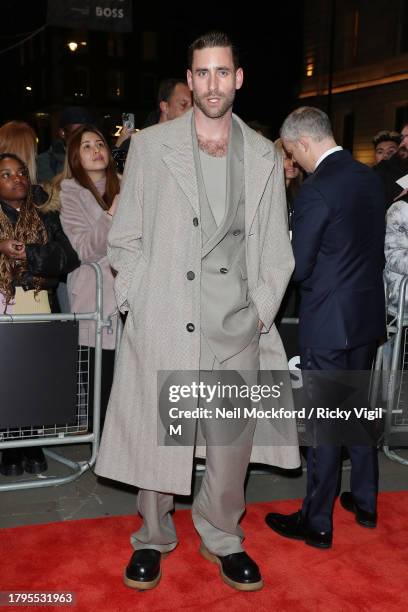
[186,271,195,280]
[193,217,199,226]
[186,323,195,332]
[232,230,241,236]
[220,267,228,274]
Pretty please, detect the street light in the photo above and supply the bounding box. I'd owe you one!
[67,41,86,52]
[25,86,32,91]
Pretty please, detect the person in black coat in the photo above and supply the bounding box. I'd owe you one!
[0,153,80,476]
[374,151,408,208]
[265,107,386,549]
[374,122,408,207]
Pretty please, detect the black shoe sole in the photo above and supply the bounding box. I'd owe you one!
[23,460,48,474]
[0,464,24,477]
[199,543,264,592]
[356,518,377,529]
[305,537,332,549]
[340,495,377,529]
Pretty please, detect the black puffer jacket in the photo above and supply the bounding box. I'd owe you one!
[0,201,80,293]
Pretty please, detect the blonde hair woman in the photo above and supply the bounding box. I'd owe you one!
[0,121,38,183]
[274,138,303,230]
[274,138,303,318]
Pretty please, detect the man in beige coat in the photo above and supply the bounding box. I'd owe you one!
[96,31,299,592]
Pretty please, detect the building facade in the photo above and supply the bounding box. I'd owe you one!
[299,0,408,165]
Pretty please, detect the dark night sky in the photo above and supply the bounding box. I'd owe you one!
[0,1,304,139]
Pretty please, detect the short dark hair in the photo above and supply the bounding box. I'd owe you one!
[59,106,94,128]
[372,130,401,149]
[187,31,239,70]
[0,151,28,170]
[157,78,187,107]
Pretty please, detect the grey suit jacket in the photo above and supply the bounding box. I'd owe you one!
[193,117,258,362]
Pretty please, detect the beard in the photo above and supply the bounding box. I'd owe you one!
[193,88,235,119]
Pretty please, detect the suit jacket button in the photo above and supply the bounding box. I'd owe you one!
[186,271,195,280]
[186,323,195,332]
[193,217,199,226]
[220,267,228,274]
[232,230,241,236]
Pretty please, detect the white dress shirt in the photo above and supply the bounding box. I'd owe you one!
[315,146,343,170]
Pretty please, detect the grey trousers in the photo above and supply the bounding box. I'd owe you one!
[131,331,260,556]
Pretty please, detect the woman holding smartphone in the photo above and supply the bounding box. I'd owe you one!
[60,125,120,431]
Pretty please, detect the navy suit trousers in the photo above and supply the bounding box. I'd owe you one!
[300,344,379,534]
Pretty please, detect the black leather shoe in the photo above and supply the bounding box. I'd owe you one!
[199,543,263,591]
[23,447,48,474]
[0,448,24,476]
[124,549,168,590]
[265,510,332,549]
[340,492,377,528]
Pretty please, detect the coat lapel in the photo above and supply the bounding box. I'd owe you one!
[162,110,199,216]
[234,115,275,236]
[225,118,244,231]
[191,119,217,244]
[161,110,275,231]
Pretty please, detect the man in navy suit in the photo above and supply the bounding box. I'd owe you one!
[265,107,386,548]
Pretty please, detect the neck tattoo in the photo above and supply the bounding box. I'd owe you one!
[198,136,228,158]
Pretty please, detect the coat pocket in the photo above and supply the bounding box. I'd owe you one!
[127,256,149,312]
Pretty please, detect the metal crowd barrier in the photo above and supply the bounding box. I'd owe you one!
[0,263,111,492]
[380,275,408,466]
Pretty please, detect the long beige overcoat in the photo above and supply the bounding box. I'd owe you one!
[95,109,300,495]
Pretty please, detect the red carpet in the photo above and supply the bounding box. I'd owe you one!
[2,491,408,611]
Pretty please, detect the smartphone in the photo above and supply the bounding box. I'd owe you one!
[122,112,135,131]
